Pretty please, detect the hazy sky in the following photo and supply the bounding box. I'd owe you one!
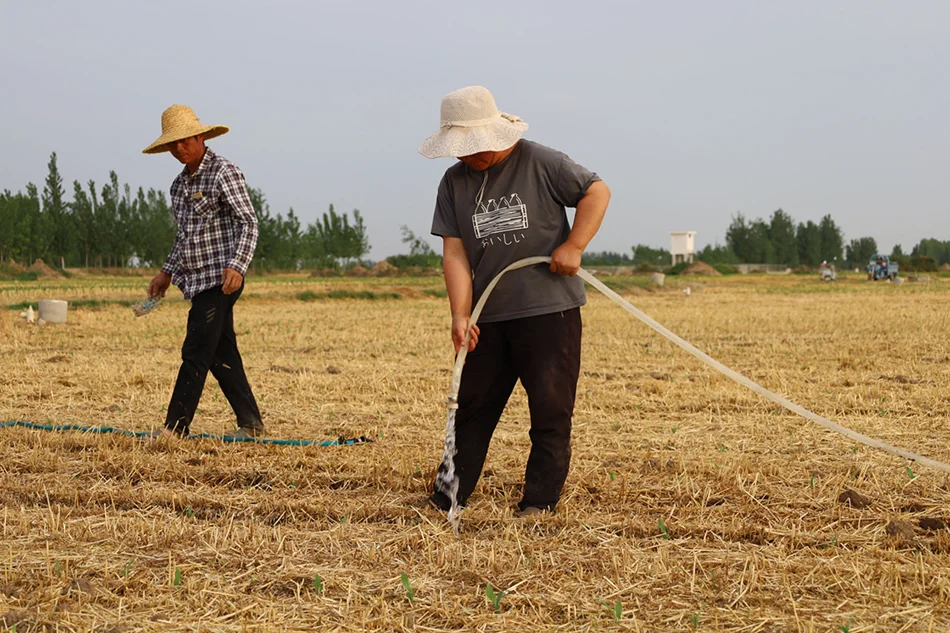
[2,1,948,258]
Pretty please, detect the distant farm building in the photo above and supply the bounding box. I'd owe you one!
[669,231,696,266]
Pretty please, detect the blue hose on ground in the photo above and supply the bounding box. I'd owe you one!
[0,421,372,447]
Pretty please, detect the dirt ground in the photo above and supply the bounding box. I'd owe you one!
[1,272,949,631]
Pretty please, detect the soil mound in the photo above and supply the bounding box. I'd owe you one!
[372,261,397,276]
[680,261,721,276]
[345,265,371,278]
[28,258,64,279]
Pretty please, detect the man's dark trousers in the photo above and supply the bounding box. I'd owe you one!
[432,308,582,511]
[165,283,263,435]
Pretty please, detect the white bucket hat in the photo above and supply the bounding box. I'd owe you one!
[418,86,529,159]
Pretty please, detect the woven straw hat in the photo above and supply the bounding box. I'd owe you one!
[142,104,229,155]
[418,86,528,159]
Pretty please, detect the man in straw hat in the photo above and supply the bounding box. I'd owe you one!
[143,104,263,441]
[420,86,611,517]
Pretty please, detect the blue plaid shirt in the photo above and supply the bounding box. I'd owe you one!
[162,149,259,300]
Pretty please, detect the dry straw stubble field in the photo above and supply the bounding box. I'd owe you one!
[1,272,950,632]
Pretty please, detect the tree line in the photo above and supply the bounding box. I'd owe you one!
[0,152,370,271]
[3,153,948,273]
[585,210,949,272]
[722,210,948,271]
[724,211,844,267]
[0,154,177,269]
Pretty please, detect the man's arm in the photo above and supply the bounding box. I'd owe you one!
[148,208,182,299]
[443,236,479,352]
[550,180,611,276]
[219,166,259,293]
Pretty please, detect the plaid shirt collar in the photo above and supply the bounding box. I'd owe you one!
[180,148,216,180]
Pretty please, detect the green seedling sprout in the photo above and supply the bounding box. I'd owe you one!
[400,572,414,604]
[599,600,621,622]
[485,582,504,612]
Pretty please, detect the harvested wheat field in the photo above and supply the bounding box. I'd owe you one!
[2,272,950,632]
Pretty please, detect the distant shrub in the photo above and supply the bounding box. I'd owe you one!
[667,262,690,276]
[296,290,401,301]
[386,254,442,270]
[712,263,738,275]
[582,251,633,266]
[310,267,343,277]
[893,255,938,272]
[0,263,18,280]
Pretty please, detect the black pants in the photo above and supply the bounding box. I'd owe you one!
[431,308,582,511]
[165,284,263,435]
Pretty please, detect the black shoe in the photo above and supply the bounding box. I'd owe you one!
[516,505,546,519]
[411,494,455,512]
[222,427,263,441]
[428,491,456,512]
[140,427,179,442]
[410,497,442,511]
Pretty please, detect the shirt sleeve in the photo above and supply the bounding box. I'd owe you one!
[217,165,259,275]
[553,153,601,208]
[430,173,461,238]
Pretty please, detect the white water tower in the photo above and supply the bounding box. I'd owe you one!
[669,231,696,266]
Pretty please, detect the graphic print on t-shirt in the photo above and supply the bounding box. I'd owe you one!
[472,194,528,240]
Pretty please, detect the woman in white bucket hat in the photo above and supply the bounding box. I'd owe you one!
[421,86,611,517]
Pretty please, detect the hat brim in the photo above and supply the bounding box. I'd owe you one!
[418,118,528,159]
[142,125,229,155]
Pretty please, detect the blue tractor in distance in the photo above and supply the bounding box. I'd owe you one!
[867,254,898,280]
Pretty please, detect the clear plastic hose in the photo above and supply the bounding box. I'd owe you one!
[437,257,950,532]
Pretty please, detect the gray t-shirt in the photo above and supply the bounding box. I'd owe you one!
[430,139,601,323]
